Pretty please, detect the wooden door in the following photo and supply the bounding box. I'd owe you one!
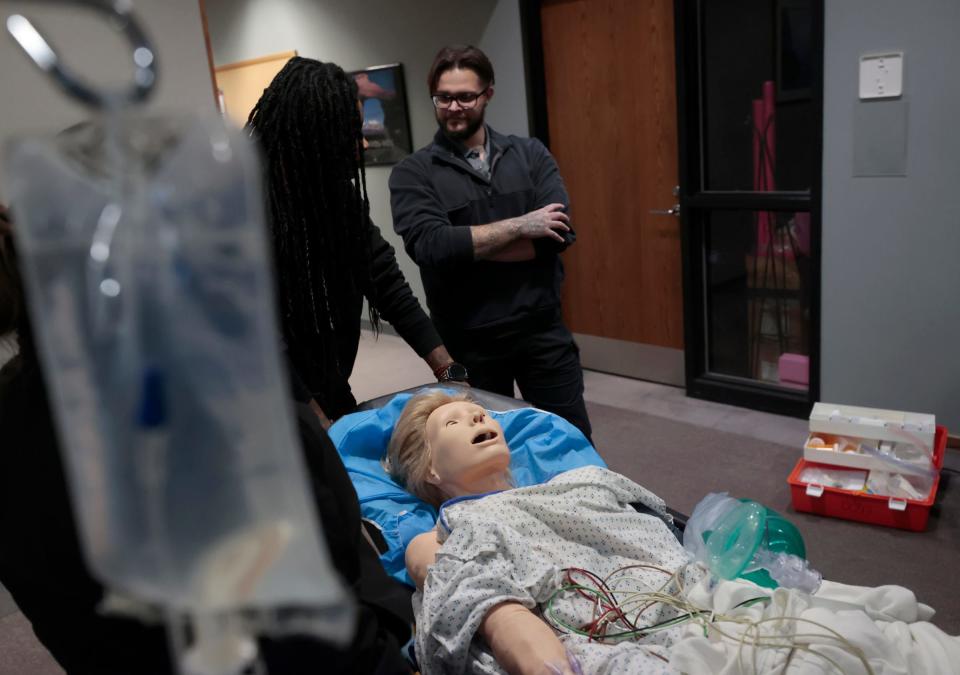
[541,0,684,384]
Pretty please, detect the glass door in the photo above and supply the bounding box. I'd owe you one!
[675,0,823,416]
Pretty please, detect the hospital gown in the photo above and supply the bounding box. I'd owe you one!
[415,466,704,674]
[414,466,960,675]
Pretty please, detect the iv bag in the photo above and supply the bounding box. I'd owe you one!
[3,114,354,643]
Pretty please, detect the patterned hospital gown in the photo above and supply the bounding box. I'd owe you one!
[413,466,705,674]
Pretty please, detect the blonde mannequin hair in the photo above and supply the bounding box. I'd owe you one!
[384,390,474,507]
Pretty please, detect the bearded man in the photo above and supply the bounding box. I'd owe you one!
[389,45,592,442]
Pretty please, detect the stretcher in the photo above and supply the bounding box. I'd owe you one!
[334,384,688,589]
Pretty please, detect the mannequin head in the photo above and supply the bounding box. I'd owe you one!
[386,391,512,507]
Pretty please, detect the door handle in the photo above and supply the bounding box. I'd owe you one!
[649,204,680,216]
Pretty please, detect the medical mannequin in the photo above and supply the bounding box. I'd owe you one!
[384,393,960,675]
[386,392,582,675]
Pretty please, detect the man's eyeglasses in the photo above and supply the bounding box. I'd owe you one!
[431,89,488,110]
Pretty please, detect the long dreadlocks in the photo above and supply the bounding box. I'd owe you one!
[247,57,380,409]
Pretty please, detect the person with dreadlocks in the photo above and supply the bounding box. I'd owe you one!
[247,56,464,428]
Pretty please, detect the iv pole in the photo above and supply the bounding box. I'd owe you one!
[6,0,158,110]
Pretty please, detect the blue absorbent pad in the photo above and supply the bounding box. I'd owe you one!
[330,391,606,586]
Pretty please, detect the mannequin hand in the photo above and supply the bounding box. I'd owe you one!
[481,602,573,675]
[513,204,570,242]
[543,649,584,675]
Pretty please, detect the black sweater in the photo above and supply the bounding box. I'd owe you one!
[288,218,441,418]
[389,127,576,333]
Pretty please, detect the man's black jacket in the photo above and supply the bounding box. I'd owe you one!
[389,127,576,333]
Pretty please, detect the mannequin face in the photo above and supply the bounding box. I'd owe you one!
[424,401,511,499]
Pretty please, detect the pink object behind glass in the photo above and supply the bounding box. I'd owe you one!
[778,353,809,386]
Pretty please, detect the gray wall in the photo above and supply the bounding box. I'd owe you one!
[0,0,215,201]
[0,0,214,366]
[203,0,530,308]
[821,0,960,430]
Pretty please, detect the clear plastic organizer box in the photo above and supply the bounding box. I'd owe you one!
[787,425,947,532]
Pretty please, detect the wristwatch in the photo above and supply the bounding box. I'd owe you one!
[434,362,469,383]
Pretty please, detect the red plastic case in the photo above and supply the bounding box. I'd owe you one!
[787,425,947,531]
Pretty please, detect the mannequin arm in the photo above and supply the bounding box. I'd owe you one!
[406,533,574,675]
[480,602,572,675]
[406,528,443,590]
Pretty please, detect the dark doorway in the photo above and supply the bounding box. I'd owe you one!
[675,0,824,417]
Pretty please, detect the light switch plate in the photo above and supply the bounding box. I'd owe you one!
[859,52,903,99]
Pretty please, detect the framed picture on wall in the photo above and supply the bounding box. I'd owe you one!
[350,63,413,165]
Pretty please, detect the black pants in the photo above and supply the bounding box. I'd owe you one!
[440,310,593,444]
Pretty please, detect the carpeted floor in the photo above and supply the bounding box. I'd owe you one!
[0,613,64,675]
[587,400,960,634]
